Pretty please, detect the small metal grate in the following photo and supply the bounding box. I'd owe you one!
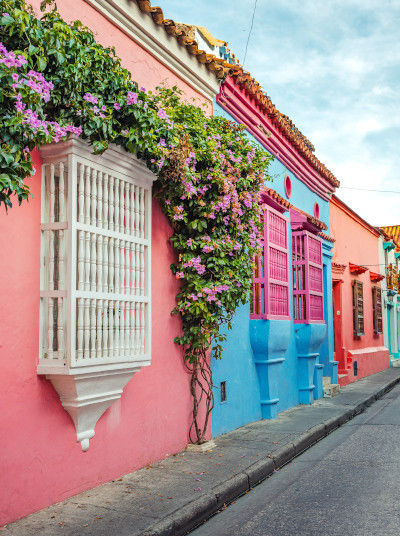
[220,381,227,402]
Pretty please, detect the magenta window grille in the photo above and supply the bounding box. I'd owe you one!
[292,231,324,323]
[251,206,290,320]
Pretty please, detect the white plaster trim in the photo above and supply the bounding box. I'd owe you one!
[84,0,221,101]
[47,367,139,450]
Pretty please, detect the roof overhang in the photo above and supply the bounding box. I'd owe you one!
[217,79,336,200]
[84,0,223,101]
[349,263,368,275]
[370,272,385,283]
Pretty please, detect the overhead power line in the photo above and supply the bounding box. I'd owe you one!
[340,186,400,194]
[243,0,258,65]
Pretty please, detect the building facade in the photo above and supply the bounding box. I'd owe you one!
[198,45,340,436]
[0,0,226,525]
[378,226,400,367]
[330,196,389,386]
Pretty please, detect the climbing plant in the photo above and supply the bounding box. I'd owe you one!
[0,0,273,443]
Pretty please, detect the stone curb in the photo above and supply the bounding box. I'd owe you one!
[142,374,400,536]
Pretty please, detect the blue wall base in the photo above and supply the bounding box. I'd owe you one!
[250,319,291,420]
[295,323,327,405]
[330,360,339,384]
[298,352,318,404]
[255,359,285,419]
[323,359,338,384]
[313,363,324,399]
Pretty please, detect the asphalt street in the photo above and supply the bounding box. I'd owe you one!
[191,383,400,536]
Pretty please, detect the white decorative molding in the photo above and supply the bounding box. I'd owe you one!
[84,0,221,101]
[45,367,140,451]
[38,138,155,450]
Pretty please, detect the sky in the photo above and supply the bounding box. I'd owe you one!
[158,0,400,226]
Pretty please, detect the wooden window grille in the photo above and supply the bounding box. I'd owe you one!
[352,280,364,336]
[250,205,290,319]
[372,286,383,334]
[39,139,153,370]
[292,231,324,322]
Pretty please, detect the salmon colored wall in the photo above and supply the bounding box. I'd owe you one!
[330,197,389,385]
[0,1,212,525]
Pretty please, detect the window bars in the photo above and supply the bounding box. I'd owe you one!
[39,139,153,371]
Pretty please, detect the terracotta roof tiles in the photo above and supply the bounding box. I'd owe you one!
[379,225,400,247]
[296,207,328,231]
[229,66,340,188]
[262,187,292,210]
[135,3,339,189]
[318,231,335,242]
[135,1,232,80]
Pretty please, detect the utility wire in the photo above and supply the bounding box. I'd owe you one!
[243,0,258,65]
[340,186,400,194]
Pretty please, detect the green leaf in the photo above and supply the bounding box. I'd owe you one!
[37,57,47,71]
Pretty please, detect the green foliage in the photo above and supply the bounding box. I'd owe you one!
[0,0,273,369]
[153,87,272,360]
[0,0,175,206]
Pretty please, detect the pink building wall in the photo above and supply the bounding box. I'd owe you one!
[0,1,212,525]
[330,196,389,386]
[29,0,211,112]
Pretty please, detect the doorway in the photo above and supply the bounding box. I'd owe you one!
[333,280,344,371]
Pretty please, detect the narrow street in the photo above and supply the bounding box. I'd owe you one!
[191,383,400,536]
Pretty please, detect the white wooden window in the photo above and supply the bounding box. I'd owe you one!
[38,138,155,450]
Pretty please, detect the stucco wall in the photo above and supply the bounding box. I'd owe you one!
[211,102,335,437]
[330,198,389,385]
[330,199,384,352]
[0,1,214,525]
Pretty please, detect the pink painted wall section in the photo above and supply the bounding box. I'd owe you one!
[330,196,389,386]
[0,1,213,525]
[29,0,212,113]
[0,169,196,524]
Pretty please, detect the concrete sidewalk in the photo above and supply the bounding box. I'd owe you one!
[4,368,400,536]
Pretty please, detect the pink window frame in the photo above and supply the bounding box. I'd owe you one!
[251,205,291,320]
[292,230,324,323]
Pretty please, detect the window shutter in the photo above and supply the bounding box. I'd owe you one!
[292,231,306,321]
[352,280,364,336]
[357,281,364,335]
[377,287,383,334]
[292,230,323,322]
[266,208,290,318]
[373,286,383,334]
[372,286,377,333]
[251,253,263,318]
[37,138,155,450]
[352,281,357,335]
[307,235,324,321]
[251,206,289,319]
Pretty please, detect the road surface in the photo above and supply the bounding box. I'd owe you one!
[191,383,400,536]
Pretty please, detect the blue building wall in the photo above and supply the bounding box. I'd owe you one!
[211,102,336,437]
